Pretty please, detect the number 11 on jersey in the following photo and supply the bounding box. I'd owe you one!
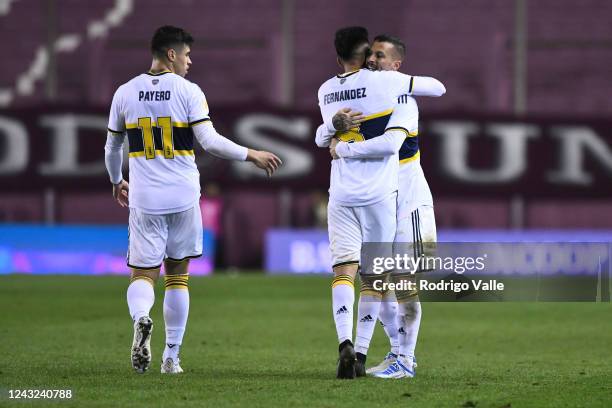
[138,116,174,160]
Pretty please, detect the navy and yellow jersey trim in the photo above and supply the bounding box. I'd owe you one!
[126,121,191,129]
[145,70,172,76]
[108,127,124,135]
[128,150,194,158]
[335,108,393,143]
[408,76,414,94]
[125,121,195,158]
[336,69,361,79]
[386,126,420,164]
[189,118,211,127]
[399,134,420,163]
[364,109,394,121]
[400,150,420,164]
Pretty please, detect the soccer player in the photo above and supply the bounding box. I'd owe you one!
[104,26,281,374]
[317,27,444,379]
[318,34,439,379]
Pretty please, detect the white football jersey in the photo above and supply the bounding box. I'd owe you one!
[386,95,433,211]
[318,68,415,206]
[107,70,210,214]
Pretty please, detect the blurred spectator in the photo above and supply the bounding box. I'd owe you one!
[311,190,328,229]
[200,183,222,237]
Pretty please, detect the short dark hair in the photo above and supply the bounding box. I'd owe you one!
[151,25,194,59]
[334,26,369,62]
[373,34,406,60]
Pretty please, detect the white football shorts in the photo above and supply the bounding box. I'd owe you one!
[395,205,437,244]
[394,205,437,274]
[327,192,397,268]
[127,203,203,269]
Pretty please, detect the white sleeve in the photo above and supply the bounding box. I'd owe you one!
[382,71,446,98]
[186,83,210,125]
[410,76,446,97]
[192,122,248,161]
[315,123,335,148]
[104,131,125,184]
[107,88,125,134]
[335,130,405,159]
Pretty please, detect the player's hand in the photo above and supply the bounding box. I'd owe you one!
[112,179,129,207]
[329,138,340,160]
[247,149,283,177]
[332,108,365,131]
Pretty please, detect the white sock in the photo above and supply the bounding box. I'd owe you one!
[163,275,190,360]
[397,300,422,359]
[127,278,155,322]
[379,291,400,355]
[355,294,381,355]
[332,274,355,344]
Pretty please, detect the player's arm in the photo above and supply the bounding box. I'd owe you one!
[188,83,281,176]
[192,122,282,177]
[331,129,405,159]
[409,76,446,97]
[329,105,408,159]
[384,71,446,97]
[315,108,365,147]
[315,123,334,147]
[104,130,129,207]
[105,88,129,207]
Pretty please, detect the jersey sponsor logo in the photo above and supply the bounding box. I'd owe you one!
[322,87,367,105]
[138,90,171,102]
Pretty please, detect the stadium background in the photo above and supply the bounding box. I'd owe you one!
[1,1,612,407]
[1,0,611,273]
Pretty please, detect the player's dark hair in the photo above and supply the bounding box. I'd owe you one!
[373,34,406,60]
[151,26,194,59]
[334,26,369,62]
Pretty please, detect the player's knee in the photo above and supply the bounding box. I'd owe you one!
[359,271,390,297]
[164,258,190,276]
[130,267,161,285]
[381,289,397,302]
[392,273,419,304]
[163,259,190,290]
[401,299,421,319]
[331,274,354,290]
[332,261,359,279]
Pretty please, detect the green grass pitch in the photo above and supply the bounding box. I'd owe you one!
[1,274,611,407]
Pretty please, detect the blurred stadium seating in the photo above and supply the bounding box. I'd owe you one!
[2,0,611,112]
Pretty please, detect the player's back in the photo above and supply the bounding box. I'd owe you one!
[318,69,401,131]
[108,71,210,214]
[318,69,413,206]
